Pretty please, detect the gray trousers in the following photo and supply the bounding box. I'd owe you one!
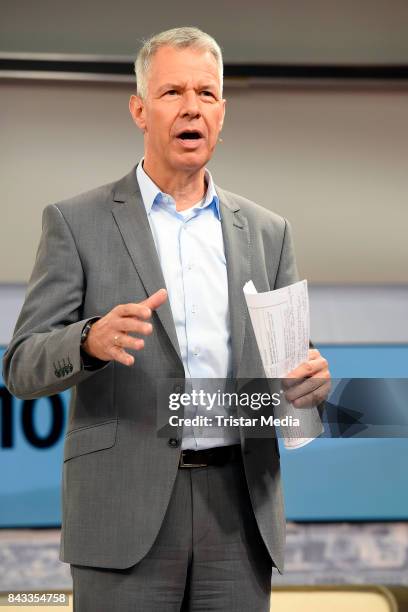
[71,455,273,611]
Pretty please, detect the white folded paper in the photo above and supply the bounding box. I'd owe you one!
[243,279,324,449]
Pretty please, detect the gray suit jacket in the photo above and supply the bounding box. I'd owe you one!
[3,166,310,574]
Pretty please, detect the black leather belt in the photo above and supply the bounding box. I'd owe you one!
[179,444,241,468]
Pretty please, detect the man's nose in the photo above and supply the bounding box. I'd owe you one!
[180,91,201,118]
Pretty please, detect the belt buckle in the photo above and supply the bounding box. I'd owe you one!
[179,450,208,468]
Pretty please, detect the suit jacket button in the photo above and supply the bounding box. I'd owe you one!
[168,438,180,448]
[173,384,183,393]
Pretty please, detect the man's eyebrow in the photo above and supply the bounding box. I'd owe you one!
[156,82,219,94]
[197,83,218,91]
[157,83,182,93]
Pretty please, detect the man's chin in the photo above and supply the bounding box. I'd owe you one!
[171,152,210,173]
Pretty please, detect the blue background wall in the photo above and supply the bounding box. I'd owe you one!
[1,345,408,527]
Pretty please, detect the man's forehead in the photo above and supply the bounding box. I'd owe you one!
[149,46,220,84]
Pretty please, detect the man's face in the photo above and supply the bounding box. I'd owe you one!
[130,45,226,173]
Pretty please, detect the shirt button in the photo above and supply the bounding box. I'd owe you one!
[193,348,200,357]
[191,305,197,314]
[168,438,180,448]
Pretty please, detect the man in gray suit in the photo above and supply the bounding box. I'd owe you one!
[3,27,330,611]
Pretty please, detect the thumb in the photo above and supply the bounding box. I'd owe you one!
[141,288,168,311]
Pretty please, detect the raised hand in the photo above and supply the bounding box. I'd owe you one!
[82,289,168,366]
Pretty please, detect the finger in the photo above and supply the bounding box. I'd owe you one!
[291,381,331,408]
[113,334,145,351]
[115,303,153,319]
[282,376,302,390]
[283,369,328,395]
[286,356,328,380]
[284,376,327,403]
[120,319,153,335]
[285,349,323,380]
[110,346,135,367]
[114,290,167,318]
[140,288,168,311]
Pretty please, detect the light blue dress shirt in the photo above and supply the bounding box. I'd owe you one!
[136,160,239,449]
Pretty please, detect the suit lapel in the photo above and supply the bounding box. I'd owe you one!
[217,187,251,379]
[111,170,253,376]
[111,168,182,362]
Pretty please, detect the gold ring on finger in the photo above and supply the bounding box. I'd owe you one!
[114,334,120,347]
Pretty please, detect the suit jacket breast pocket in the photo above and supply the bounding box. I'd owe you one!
[63,419,118,462]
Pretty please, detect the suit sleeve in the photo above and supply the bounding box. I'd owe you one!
[2,203,107,400]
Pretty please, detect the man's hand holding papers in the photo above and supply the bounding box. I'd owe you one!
[243,279,331,449]
[284,348,331,409]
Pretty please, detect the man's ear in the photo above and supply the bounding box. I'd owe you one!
[129,94,146,131]
[219,98,226,132]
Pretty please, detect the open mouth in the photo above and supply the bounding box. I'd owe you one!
[177,130,203,140]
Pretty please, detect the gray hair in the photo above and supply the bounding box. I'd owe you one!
[134,26,223,99]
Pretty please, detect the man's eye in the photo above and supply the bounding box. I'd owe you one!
[165,90,178,96]
[201,91,214,97]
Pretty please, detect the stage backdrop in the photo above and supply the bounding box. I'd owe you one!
[1,345,408,526]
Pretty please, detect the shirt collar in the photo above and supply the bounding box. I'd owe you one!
[136,159,220,220]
